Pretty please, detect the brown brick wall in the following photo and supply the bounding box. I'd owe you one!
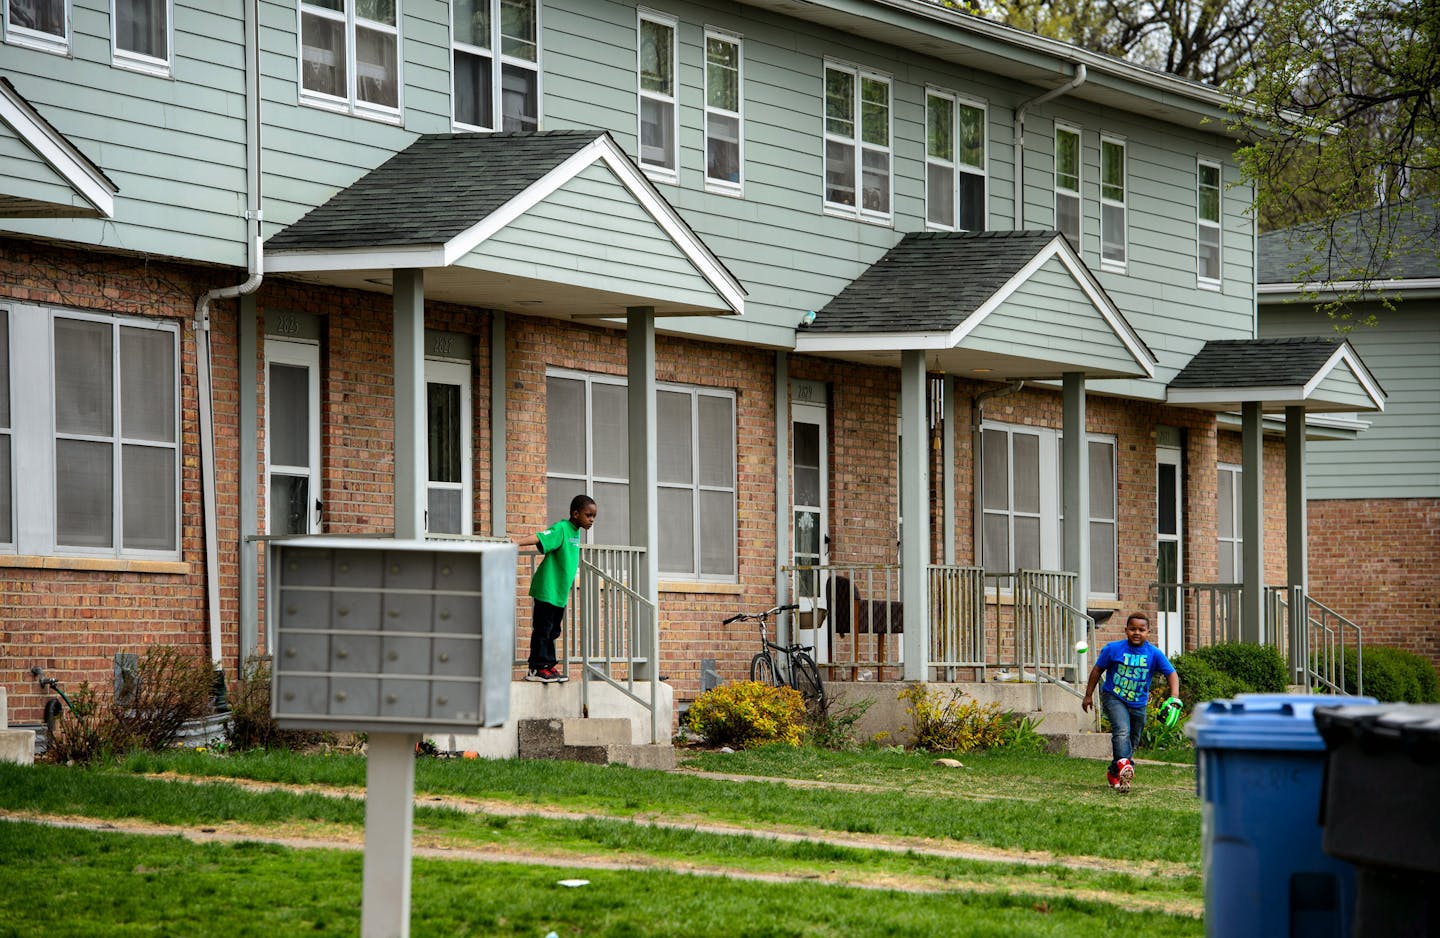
[1306,497,1440,667]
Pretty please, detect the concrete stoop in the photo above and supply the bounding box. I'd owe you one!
[0,688,35,767]
[517,717,676,770]
[1018,707,1112,760]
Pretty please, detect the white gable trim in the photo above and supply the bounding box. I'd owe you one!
[795,331,953,352]
[1303,343,1386,411]
[265,244,447,272]
[0,79,116,218]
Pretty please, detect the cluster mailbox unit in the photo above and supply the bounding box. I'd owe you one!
[267,537,516,733]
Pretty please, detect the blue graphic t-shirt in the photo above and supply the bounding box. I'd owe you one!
[1095,640,1175,708]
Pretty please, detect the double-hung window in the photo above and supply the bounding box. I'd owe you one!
[925,90,986,231]
[1197,159,1222,286]
[1100,135,1127,268]
[112,0,170,75]
[5,0,68,53]
[452,0,539,131]
[980,423,1117,598]
[300,0,400,119]
[545,370,738,580]
[1055,123,1081,249]
[703,29,742,192]
[637,10,677,179]
[1217,464,1242,583]
[823,61,891,220]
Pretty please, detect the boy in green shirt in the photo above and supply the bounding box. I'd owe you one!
[513,494,597,683]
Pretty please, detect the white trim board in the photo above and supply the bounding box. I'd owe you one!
[0,78,116,218]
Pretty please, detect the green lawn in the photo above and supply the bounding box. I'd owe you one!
[0,745,1205,936]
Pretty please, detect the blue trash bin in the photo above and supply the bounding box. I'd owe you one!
[1185,693,1378,938]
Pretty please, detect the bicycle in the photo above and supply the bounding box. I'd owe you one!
[724,603,826,711]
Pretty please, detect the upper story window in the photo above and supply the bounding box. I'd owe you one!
[703,29,742,193]
[300,0,401,120]
[637,10,678,180]
[0,304,180,559]
[824,61,891,222]
[452,0,539,131]
[5,0,69,54]
[113,0,171,75]
[925,89,986,231]
[1100,135,1127,269]
[1197,159,1222,286]
[1055,123,1081,249]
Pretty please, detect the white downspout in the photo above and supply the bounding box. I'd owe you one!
[1012,63,1086,230]
[193,2,263,667]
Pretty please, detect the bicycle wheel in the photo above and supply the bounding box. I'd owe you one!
[788,652,826,711]
[750,652,778,686]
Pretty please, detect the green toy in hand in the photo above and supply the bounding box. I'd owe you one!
[1160,696,1184,729]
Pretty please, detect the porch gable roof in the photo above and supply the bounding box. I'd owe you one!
[794,230,1156,380]
[265,130,744,317]
[0,76,117,219]
[1166,337,1386,412]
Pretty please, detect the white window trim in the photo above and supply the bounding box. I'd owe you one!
[702,27,743,196]
[424,357,473,535]
[450,0,542,133]
[636,8,679,184]
[1054,121,1082,250]
[924,88,988,232]
[822,59,893,225]
[4,0,70,54]
[265,337,323,536]
[979,422,1118,599]
[1197,157,1223,289]
[1217,462,1243,584]
[111,0,173,77]
[297,0,403,123]
[1099,133,1128,272]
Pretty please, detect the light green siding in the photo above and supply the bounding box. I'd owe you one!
[0,131,91,213]
[1311,367,1378,411]
[962,256,1140,373]
[1261,301,1440,499]
[460,161,728,309]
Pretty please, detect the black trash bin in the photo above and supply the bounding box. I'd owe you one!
[1313,703,1440,938]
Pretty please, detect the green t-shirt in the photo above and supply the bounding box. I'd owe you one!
[528,518,582,607]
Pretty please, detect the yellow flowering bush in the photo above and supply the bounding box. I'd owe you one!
[899,683,1009,753]
[684,680,807,748]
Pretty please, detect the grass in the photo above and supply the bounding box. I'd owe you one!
[0,745,1206,935]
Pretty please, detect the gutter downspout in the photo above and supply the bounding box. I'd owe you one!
[193,2,263,668]
[971,381,1025,564]
[1012,63,1086,230]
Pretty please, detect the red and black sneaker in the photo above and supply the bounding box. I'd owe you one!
[1116,758,1135,793]
[538,665,569,684]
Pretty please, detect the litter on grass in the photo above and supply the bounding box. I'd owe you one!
[557,879,590,888]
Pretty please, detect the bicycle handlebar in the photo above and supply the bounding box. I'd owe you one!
[723,603,800,625]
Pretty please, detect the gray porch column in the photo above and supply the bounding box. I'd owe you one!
[1061,373,1089,614]
[239,293,259,661]
[1285,406,1307,593]
[943,375,956,565]
[627,307,659,680]
[393,269,426,540]
[775,352,790,636]
[899,350,929,680]
[1241,400,1265,642]
[490,311,507,536]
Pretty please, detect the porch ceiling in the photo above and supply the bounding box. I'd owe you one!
[265,130,744,319]
[1166,337,1386,413]
[0,76,117,219]
[794,230,1157,381]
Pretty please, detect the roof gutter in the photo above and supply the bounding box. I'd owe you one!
[192,0,264,671]
[1013,63,1085,230]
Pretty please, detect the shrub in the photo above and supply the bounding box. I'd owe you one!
[1339,646,1440,703]
[805,695,873,751]
[116,646,215,751]
[226,656,322,751]
[44,682,121,765]
[899,684,1009,753]
[999,712,1048,753]
[1171,642,1286,710]
[684,681,807,748]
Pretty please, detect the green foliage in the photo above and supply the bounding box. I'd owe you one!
[1171,642,1287,710]
[225,656,324,752]
[998,712,1048,754]
[45,682,119,766]
[684,681,807,748]
[1338,645,1440,703]
[899,684,1010,753]
[1141,691,1190,751]
[805,695,873,751]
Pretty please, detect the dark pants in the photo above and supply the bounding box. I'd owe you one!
[527,600,566,671]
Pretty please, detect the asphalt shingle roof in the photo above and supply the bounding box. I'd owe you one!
[1168,337,1347,389]
[266,130,605,251]
[1258,196,1440,284]
[808,230,1062,333]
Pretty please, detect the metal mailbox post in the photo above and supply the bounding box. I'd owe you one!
[267,537,516,938]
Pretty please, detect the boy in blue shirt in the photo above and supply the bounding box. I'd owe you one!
[1081,612,1179,792]
[512,494,597,683]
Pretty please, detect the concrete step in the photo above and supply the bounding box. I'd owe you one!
[1044,731,1113,761]
[1023,709,1084,735]
[516,718,674,769]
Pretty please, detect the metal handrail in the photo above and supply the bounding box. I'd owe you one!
[574,544,659,743]
[1015,570,1087,708]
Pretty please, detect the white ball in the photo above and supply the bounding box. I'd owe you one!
[1074,640,1089,654]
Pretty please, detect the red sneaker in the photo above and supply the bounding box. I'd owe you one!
[1106,767,1121,790]
[1116,758,1135,793]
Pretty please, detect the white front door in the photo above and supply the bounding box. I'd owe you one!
[425,359,472,535]
[1156,445,1183,656]
[265,339,322,535]
[792,398,829,661]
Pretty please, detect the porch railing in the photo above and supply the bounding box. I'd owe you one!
[1010,570,1091,707]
